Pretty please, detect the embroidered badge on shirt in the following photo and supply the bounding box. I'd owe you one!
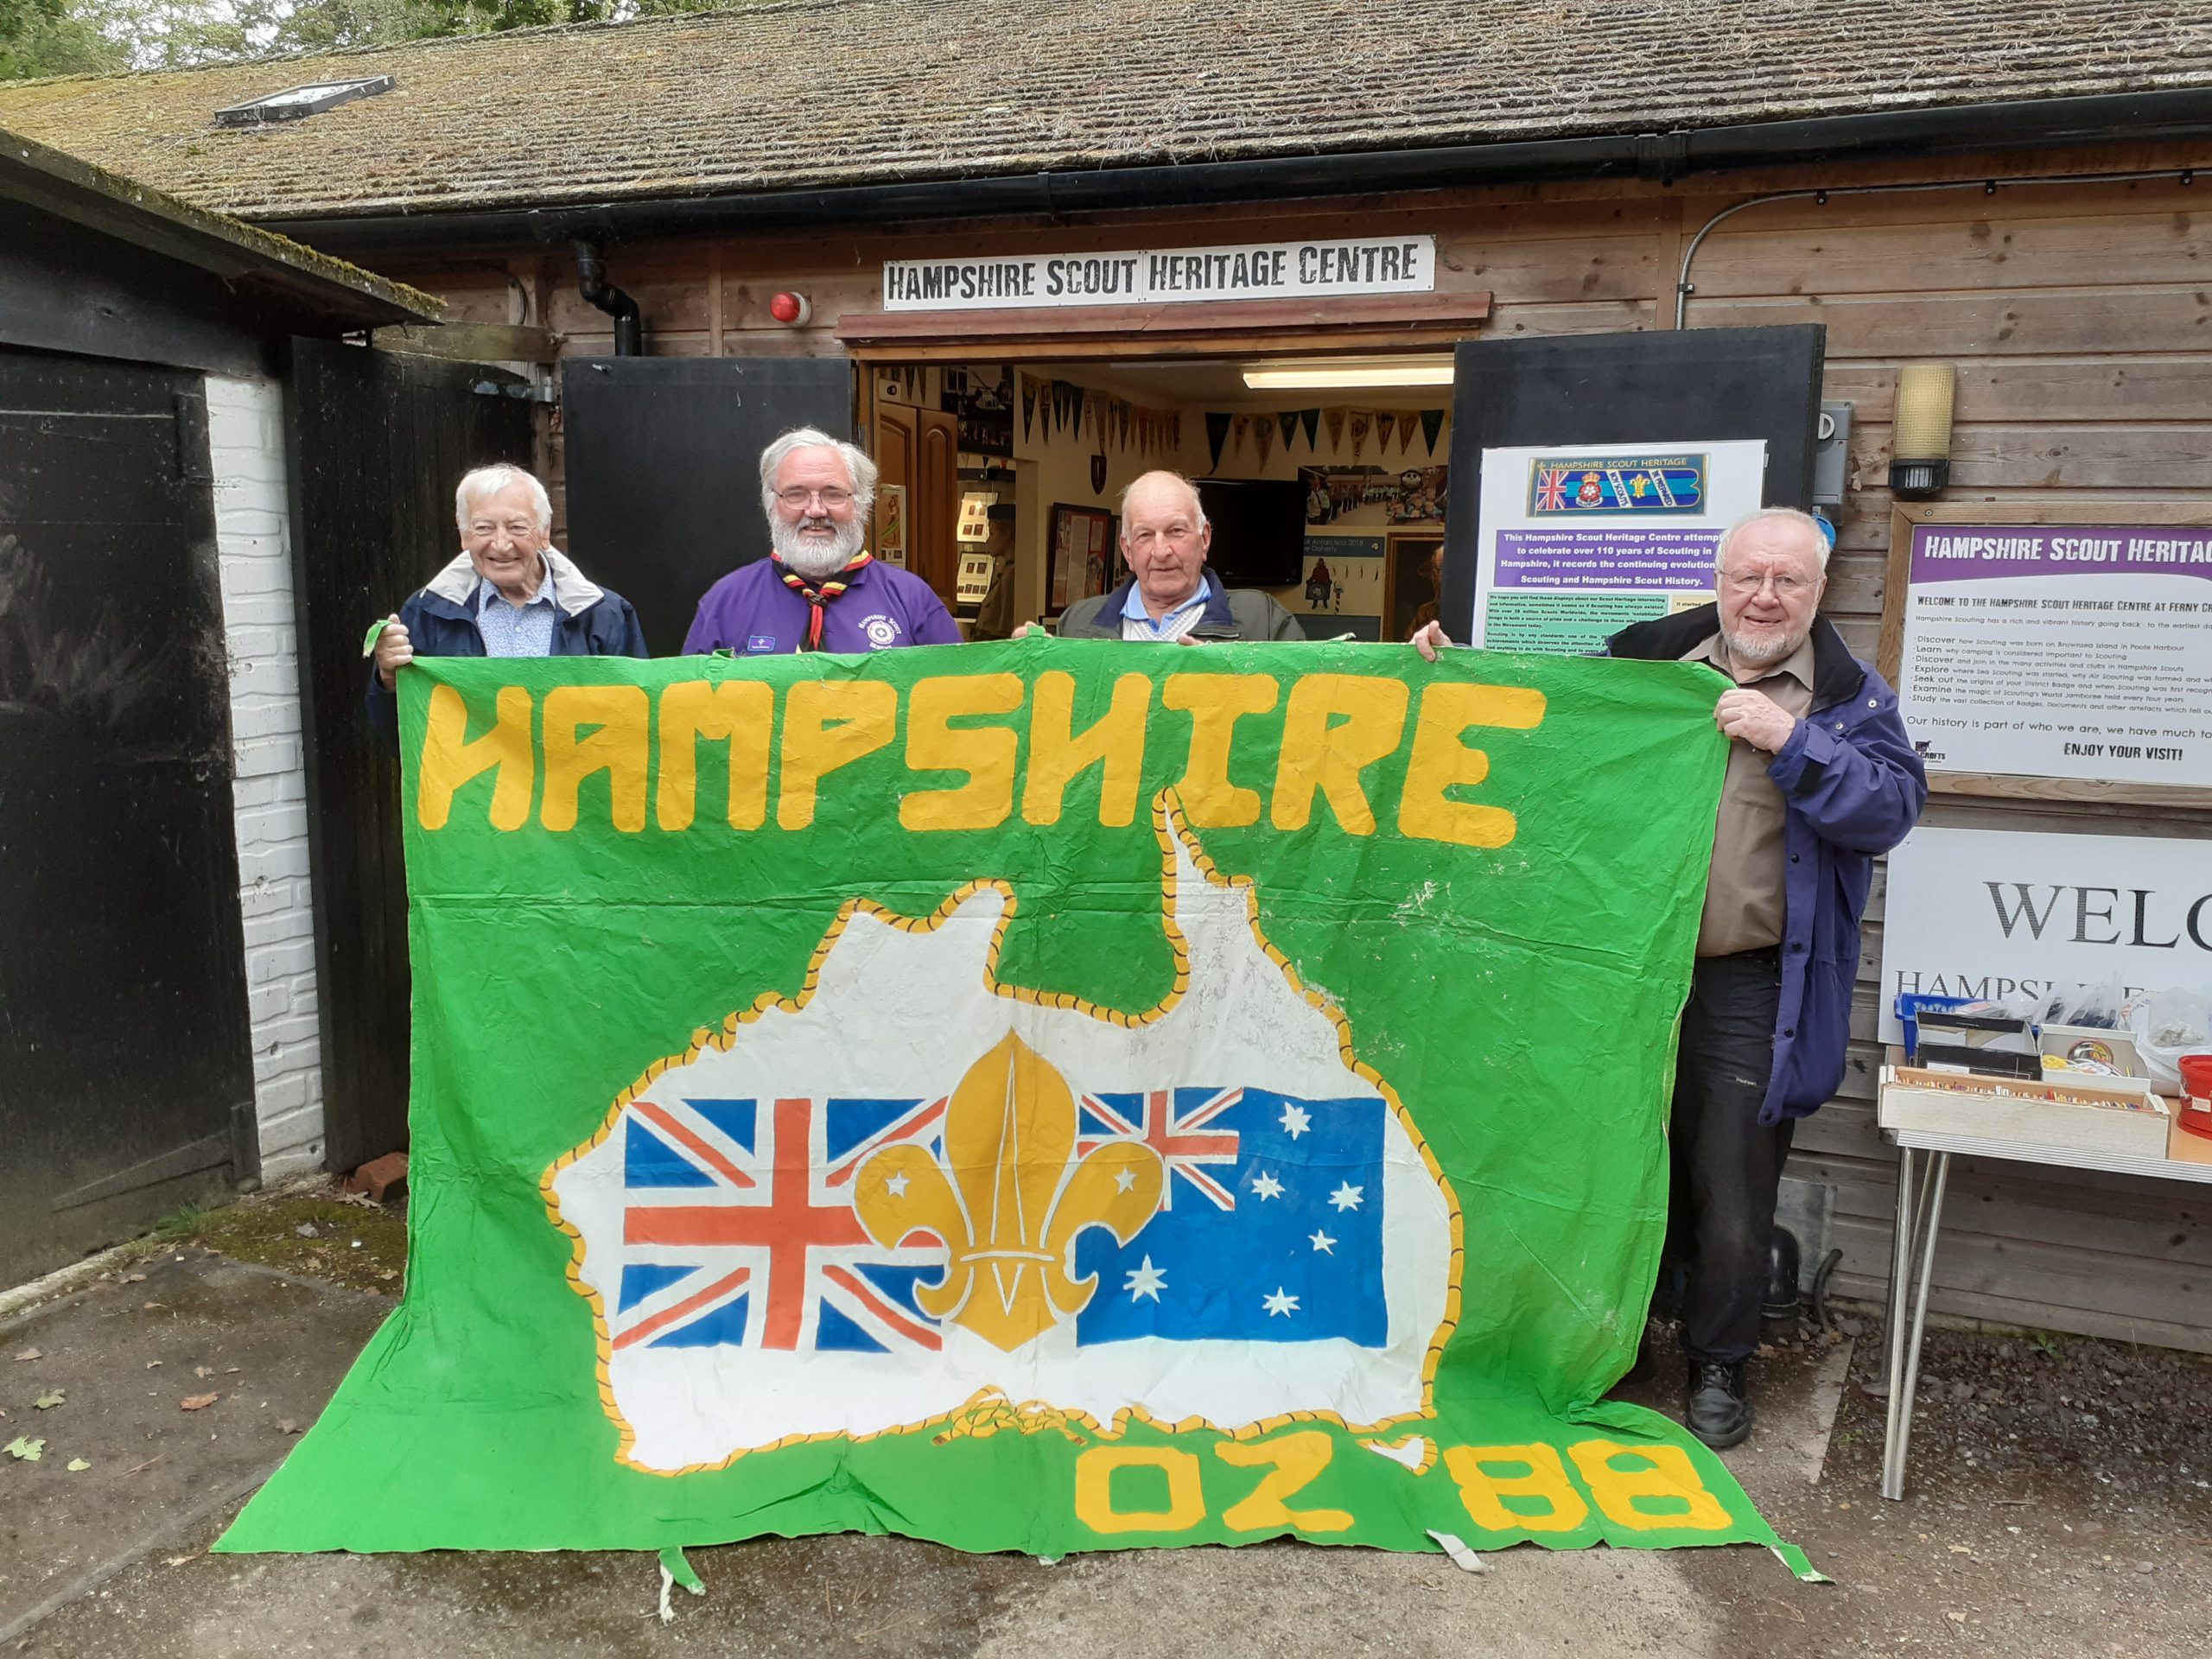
[861,615,901,649]
[746,634,778,653]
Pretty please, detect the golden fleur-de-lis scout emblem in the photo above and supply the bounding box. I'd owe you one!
[853,1033,1162,1351]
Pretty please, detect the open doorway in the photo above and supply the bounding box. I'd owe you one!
[861,353,1454,642]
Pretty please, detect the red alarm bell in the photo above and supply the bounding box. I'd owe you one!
[768,291,811,326]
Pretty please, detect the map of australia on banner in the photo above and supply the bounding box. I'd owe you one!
[547,810,1454,1471]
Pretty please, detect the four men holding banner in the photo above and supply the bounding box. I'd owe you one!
[375,438,1920,1452]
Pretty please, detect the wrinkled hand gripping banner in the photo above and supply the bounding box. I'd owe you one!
[220,641,1809,1571]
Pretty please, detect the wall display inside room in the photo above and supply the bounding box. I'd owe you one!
[1881,505,2212,796]
[877,483,907,567]
[1387,533,1446,643]
[1048,504,1114,613]
[941,365,1015,456]
[957,491,996,543]
[1471,438,1764,655]
[956,550,997,606]
[1300,466,1447,527]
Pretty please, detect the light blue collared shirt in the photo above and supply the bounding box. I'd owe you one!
[474,559,559,658]
[1119,573,1213,640]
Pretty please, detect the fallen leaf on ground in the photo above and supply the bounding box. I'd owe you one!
[120,1272,146,1284]
[181,1393,219,1412]
[10,1347,41,1363]
[33,1390,64,1410]
[145,1361,162,1370]
[276,1420,301,1435]
[4,1437,44,1461]
[223,1367,240,1375]
[163,1554,195,1567]
[193,1366,214,1380]
[142,1301,166,1311]
[67,1459,90,1472]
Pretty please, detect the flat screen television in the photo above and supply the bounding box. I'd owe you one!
[1194,479,1306,588]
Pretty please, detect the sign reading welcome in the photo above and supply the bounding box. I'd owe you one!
[883,237,1437,311]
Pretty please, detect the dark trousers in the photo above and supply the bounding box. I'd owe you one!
[1665,948,1795,1365]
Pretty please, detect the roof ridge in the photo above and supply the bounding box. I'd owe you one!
[0,0,853,91]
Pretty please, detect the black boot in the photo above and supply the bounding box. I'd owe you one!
[1686,1358,1753,1448]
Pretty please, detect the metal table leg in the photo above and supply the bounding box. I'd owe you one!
[1881,1145,1951,1501]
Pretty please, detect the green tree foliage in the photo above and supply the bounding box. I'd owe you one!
[0,0,734,80]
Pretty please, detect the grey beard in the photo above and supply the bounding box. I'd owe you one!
[772,515,866,581]
[1719,625,1806,670]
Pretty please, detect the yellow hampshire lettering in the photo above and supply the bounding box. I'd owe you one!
[1021,671,1151,827]
[778,680,898,831]
[1163,673,1278,828]
[901,674,1024,832]
[1271,674,1409,834]
[1214,1432,1353,1533]
[541,685,649,833]
[416,683,534,832]
[655,680,773,831]
[1397,683,1546,849]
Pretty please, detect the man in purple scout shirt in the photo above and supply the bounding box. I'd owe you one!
[683,428,961,656]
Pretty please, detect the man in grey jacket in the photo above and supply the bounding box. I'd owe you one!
[1053,471,1304,642]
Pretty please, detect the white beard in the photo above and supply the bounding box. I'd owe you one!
[772,514,865,582]
[1719,625,1806,670]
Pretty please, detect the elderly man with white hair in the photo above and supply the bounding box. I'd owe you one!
[1416,506,1924,1448]
[683,427,959,655]
[366,463,647,737]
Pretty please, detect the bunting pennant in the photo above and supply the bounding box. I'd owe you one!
[1277,410,1300,453]
[1420,408,1446,457]
[1323,408,1346,453]
[1299,408,1319,450]
[1020,373,1038,444]
[1395,410,1419,455]
[1254,418,1275,467]
[1230,415,1252,459]
[1349,410,1371,461]
[1168,411,1182,450]
[1375,412,1396,455]
[1205,411,1230,470]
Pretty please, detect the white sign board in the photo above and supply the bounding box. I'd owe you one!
[1469,439,1766,653]
[1878,824,2212,1044]
[1896,523,2212,787]
[882,237,1435,312]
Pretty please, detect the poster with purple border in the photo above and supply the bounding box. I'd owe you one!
[1471,441,1766,654]
[1895,523,2212,788]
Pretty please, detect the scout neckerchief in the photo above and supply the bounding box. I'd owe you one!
[773,550,873,651]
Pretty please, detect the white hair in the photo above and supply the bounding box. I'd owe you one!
[759,428,878,517]
[454,464,552,536]
[1715,506,1831,572]
[1118,470,1208,530]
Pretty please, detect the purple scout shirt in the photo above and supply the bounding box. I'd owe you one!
[682,558,962,655]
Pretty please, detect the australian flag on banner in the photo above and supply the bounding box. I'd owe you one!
[1071,1086,1387,1347]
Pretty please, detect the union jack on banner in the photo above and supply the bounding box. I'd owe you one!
[1076,1086,1243,1211]
[608,1094,947,1355]
[1535,468,1570,512]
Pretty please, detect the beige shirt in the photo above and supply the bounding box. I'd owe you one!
[1681,633,1816,958]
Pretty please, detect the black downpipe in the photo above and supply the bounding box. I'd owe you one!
[268,88,2212,258]
[573,239,643,355]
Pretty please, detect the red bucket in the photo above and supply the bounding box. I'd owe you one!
[2180,1053,2212,1141]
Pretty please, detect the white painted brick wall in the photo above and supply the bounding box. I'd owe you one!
[206,374,327,1181]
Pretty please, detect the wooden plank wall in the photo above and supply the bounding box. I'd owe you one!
[377,138,2212,1347]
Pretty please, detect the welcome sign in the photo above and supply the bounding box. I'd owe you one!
[219,642,1806,1571]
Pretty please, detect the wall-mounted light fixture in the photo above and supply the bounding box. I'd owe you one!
[1890,363,1957,499]
[1242,356,1454,391]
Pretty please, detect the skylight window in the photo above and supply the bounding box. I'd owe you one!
[213,76,395,129]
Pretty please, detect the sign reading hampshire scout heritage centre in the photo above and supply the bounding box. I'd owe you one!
[883,237,1437,310]
[217,642,1810,1574]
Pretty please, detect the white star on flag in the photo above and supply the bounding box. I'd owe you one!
[885,1172,910,1198]
[1123,1256,1167,1304]
[1328,1181,1364,1212]
[1279,1102,1312,1139]
[1262,1287,1300,1318]
[1113,1167,1137,1192]
[1251,1171,1285,1201]
[1309,1230,1336,1255]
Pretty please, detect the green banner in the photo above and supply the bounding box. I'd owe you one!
[219,640,1807,1570]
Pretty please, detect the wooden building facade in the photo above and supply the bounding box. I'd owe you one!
[8,1,2209,1341]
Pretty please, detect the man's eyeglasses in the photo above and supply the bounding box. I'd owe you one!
[776,486,855,511]
[1720,570,1815,597]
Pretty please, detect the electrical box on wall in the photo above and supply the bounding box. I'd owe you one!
[1813,401,1853,506]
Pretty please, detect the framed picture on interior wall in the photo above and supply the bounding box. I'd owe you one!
[878,484,907,567]
[1049,504,1112,613]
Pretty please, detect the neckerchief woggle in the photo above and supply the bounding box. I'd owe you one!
[773,551,873,651]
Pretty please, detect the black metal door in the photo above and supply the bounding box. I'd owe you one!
[1440,325,1826,635]
[0,348,253,1285]
[562,356,854,653]
[287,340,534,1173]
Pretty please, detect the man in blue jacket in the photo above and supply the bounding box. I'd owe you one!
[1417,506,1924,1446]
[1606,507,1924,1446]
[366,464,647,737]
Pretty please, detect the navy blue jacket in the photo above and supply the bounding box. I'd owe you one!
[1611,604,1926,1122]
[1057,575,1306,640]
[365,549,649,741]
